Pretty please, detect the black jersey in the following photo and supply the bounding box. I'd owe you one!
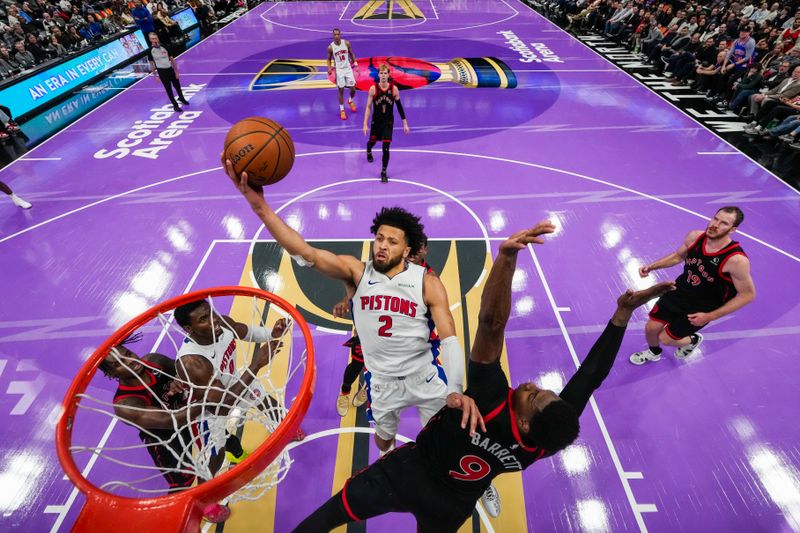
[416,360,551,498]
[371,81,396,124]
[673,233,746,311]
[113,360,184,441]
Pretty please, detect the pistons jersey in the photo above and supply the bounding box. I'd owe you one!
[352,261,435,376]
[416,360,550,498]
[176,327,237,387]
[330,40,353,73]
[674,233,746,311]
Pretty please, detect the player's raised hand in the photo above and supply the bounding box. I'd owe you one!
[221,153,265,206]
[499,220,556,254]
[447,393,487,437]
[332,299,351,318]
[639,264,652,278]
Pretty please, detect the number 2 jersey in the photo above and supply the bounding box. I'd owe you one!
[415,360,553,498]
[352,260,436,376]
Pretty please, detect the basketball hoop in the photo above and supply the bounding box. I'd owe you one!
[56,286,315,532]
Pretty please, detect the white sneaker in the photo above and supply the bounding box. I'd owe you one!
[675,333,703,359]
[336,393,350,417]
[629,348,661,365]
[481,484,501,517]
[10,194,31,209]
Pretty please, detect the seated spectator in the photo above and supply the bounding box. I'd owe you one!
[671,35,717,84]
[694,50,729,94]
[766,113,800,145]
[728,63,764,112]
[744,64,800,133]
[44,33,66,58]
[154,6,183,43]
[25,33,48,62]
[604,1,635,38]
[13,40,36,69]
[649,26,691,70]
[79,14,104,42]
[62,25,86,50]
[0,46,20,78]
[664,31,703,76]
[69,6,86,27]
[777,17,800,52]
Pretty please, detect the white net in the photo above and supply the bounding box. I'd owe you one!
[69,291,308,504]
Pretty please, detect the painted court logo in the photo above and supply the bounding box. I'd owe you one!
[94,83,206,160]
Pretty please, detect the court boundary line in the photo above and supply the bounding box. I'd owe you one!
[513,0,800,197]
[528,245,653,531]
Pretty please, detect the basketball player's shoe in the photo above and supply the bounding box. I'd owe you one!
[352,384,367,407]
[367,150,374,163]
[381,170,388,183]
[629,348,661,365]
[348,100,357,112]
[481,484,501,518]
[10,194,31,209]
[340,110,347,120]
[226,448,250,465]
[202,503,231,523]
[675,333,703,359]
[337,393,350,417]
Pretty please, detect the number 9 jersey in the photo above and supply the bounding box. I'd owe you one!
[352,261,436,376]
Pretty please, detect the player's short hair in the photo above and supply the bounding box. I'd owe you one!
[528,399,580,452]
[174,300,208,328]
[378,63,390,73]
[370,207,425,256]
[716,206,744,227]
[333,27,341,34]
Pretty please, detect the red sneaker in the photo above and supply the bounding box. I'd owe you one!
[201,503,231,523]
[348,101,357,112]
[340,110,347,121]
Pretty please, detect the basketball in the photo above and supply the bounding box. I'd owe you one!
[224,117,295,187]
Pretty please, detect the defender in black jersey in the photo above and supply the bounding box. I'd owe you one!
[363,63,410,183]
[630,206,756,365]
[293,222,676,533]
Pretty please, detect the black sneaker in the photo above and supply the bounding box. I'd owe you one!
[179,99,189,105]
[172,104,182,112]
[367,151,373,163]
[380,170,388,183]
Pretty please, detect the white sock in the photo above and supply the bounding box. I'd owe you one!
[348,98,353,103]
[339,104,344,111]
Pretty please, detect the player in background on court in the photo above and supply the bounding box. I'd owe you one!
[222,163,482,459]
[630,206,755,364]
[363,63,409,183]
[327,28,357,121]
[99,326,286,523]
[292,222,677,532]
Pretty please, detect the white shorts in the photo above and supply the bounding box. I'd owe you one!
[336,68,355,89]
[365,366,448,441]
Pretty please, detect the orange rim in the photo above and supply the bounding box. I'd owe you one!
[56,286,315,509]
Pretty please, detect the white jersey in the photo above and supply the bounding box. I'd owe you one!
[176,327,237,387]
[352,261,435,377]
[330,40,353,74]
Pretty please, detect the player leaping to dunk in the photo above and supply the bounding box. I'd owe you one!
[327,28,358,121]
[293,222,676,532]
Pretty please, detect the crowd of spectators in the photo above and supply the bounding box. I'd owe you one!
[0,0,240,81]
[537,0,800,149]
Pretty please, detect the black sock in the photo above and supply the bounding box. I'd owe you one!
[225,433,244,457]
[649,345,662,355]
[382,142,390,168]
[341,383,352,395]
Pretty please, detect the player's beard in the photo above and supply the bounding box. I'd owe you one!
[373,253,403,273]
[706,226,732,241]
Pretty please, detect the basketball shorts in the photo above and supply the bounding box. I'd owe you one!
[339,443,477,532]
[649,292,706,340]
[365,365,447,441]
[142,427,195,491]
[369,119,394,143]
[336,68,355,88]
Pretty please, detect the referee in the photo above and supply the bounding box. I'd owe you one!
[147,33,188,112]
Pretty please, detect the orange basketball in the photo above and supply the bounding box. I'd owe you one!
[224,117,295,187]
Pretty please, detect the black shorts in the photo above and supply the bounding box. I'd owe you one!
[649,292,705,340]
[339,443,477,532]
[369,119,393,143]
[142,428,195,491]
